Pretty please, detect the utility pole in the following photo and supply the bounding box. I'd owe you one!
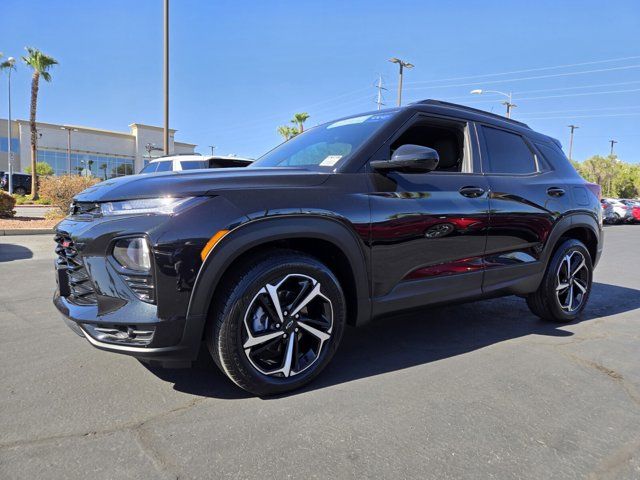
[163,0,170,155]
[374,74,387,111]
[609,139,618,157]
[502,93,516,119]
[389,58,414,107]
[567,125,579,161]
[470,89,516,118]
[209,145,216,156]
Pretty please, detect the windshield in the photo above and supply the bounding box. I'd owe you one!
[250,111,397,170]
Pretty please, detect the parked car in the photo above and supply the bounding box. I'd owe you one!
[54,100,603,395]
[0,172,32,196]
[602,198,632,223]
[139,154,252,174]
[600,200,618,225]
[631,204,640,223]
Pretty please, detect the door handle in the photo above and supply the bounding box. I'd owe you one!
[547,187,565,197]
[459,186,485,198]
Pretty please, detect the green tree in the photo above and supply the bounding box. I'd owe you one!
[22,47,58,200]
[99,163,108,180]
[291,112,310,133]
[277,125,298,141]
[24,161,54,176]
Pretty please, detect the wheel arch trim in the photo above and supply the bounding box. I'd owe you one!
[185,215,372,340]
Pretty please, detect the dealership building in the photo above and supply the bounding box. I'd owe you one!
[0,118,196,179]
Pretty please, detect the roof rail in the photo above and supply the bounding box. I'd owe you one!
[414,99,530,129]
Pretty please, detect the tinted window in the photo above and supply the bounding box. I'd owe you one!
[154,161,173,172]
[535,143,567,170]
[180,160,208,170]
[483,126,536,174]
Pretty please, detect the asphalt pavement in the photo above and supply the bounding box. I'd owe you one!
[1,226,639,479]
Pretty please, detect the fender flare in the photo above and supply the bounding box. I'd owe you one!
[540,211,600,266]
[185,215,372,341]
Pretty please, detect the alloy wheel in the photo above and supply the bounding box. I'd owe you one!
[242,274,333,378]
[555,250,589,313]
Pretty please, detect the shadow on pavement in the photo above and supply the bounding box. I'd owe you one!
[145,281,640,400]
[0,244,34,262]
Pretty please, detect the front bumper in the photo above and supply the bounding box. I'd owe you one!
[54,291,204,365]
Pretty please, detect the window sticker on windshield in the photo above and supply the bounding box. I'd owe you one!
[327,115,372,129]
[319,155,343,166]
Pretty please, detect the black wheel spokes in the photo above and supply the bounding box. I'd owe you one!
[556,251,589,313]
[242,274,333,378]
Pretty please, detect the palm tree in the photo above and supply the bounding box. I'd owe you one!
[99,163,108,180]
[277,125,298,141]
[22,47,58,199]
[291,112,310,133]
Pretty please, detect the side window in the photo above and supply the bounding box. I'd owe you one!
[482,126,537,175]
[389,118,468,172]
[155,161,173,172]
[535,143,568,171]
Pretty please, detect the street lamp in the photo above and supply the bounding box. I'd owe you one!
[163,0,170,155]
[567,125,579,161]
[470,89,516,118]
[2,56,16,193]
[389,58,414,107]
[609,139,618,157]
[209,145,216,156]
[60,126,78,174]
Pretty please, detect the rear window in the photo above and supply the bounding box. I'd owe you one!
[482,126,537,174]
[180,160,208,170]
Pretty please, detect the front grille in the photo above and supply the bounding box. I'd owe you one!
[54,233,97,305]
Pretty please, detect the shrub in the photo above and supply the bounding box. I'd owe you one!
[13,194,28,205]
[39,175,101,214]
[0,190,17,218]
[24,161,55,176]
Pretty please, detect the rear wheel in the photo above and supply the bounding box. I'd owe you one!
[207,250,346,396]
[526,239,593,322]
[14,186,27,196]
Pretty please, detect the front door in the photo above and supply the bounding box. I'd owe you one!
[366,115,490,317]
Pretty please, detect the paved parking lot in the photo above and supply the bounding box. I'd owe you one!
[1,226,639,479]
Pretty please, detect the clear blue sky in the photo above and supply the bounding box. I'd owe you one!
[2,0,639,162]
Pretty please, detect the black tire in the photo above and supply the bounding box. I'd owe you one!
[14,186,27,196]
[206,249,346,396]
[613,213,621,224]
[527,238,593,322]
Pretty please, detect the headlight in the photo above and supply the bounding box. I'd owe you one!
[113,237,151,272]
[100,197,195,216]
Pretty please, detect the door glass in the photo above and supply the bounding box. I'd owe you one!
[483,126,536,174]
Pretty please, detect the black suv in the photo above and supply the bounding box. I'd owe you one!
[54,100,603,395]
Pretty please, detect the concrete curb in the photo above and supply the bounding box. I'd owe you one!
[0,229,54,236]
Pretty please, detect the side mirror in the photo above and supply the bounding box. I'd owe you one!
[371,144,439,173]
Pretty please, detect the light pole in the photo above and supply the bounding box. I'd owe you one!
[567,125,579,161]
[609,139,618,157]
[470,89,516,118]
[60,126,78,174]
[389,58,414,107]
[209,145,216,156]
[163,0,170,155]
[2,56,16,193]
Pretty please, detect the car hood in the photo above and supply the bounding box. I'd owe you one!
[74,168,330,202]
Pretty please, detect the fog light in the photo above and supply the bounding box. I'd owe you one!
[113,238,151,272]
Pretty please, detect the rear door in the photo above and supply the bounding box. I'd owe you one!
[478,124,571,292]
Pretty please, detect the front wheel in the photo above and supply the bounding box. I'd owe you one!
[527,239,593,322]
[207,250,346,396]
